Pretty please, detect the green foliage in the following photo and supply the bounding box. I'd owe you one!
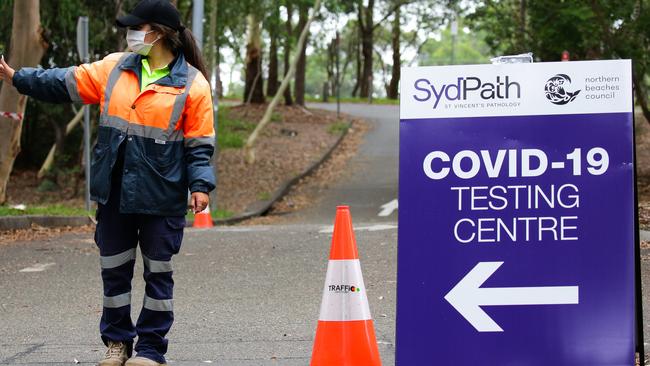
[305,96,399,104]
[217,106,256,149]
[0,204,90,217]
[36,179,58,193]
[467,0,649,63]
[212,208,234,219]
[305,45,332,97]
[186,208,234,220]
[465,0,650,120]
[418,24,491,66]
[0,0,12,56]
[327,121,349,135]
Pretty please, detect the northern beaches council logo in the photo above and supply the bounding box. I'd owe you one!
[545,74,581,105]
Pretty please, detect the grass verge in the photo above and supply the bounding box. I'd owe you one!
[328,121,350,135]
[0,204,90,217]
[305,96,399,105]
[186,208,234,220]
[217,106,256,149]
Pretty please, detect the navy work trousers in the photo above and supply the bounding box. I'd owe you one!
[94,151,186,364]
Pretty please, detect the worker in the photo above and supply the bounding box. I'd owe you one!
[0,0,216,365]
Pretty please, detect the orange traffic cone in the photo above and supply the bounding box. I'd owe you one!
[192,203,214,228]
[310,205,382,366]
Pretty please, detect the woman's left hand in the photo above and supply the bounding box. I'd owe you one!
[190,192,209,213]
[0,55,15,86]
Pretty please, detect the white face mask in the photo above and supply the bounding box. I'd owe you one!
[126,29,160,56]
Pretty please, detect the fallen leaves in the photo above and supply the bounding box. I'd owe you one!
[0,224,94,246]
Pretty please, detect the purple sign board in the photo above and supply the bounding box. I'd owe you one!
[397,60,635,365]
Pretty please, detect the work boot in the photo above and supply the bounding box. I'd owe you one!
[98,341,129,366]
[125,356,167,366]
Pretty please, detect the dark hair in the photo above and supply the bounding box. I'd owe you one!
[150,23,209,79]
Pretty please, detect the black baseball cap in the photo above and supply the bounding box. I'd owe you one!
[116,0,183,31]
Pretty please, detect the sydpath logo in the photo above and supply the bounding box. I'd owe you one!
[544,74,581,105]
[412,76,521,109]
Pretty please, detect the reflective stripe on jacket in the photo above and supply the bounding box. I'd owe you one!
[14,52,216,216]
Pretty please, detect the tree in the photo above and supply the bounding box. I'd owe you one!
[283,1,295,105]
[0,0,48,204]
[206,0,219,82]
[266,1,280,97]
[245,0,322,163]
[468,0,650,123]
[294,1,310,105]
[357,0,375,98]
[244,13,265,104]
[354,0,409,99]
[417,22,490,66]
[387,1,401,99]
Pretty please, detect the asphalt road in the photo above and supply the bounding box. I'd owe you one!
[0,103,400,365]
[0,225,397,365]
[302,103,399,223]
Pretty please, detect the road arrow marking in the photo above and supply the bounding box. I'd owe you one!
[378,199,398,217]
[444,261,579,332]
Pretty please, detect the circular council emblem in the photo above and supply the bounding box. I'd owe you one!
[544,74,581,105]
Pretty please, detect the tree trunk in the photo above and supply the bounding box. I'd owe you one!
[351,29,361,97]
[358,0,374,99]
[267,4,280,97]
[0,0,47,204]
[267,35,279,97]
[518,0,527,52]
[634,74,650,124]
[244,13,265,104]
[360,31,373,98]
[207,0,218,81]
[327,40,335,97]
[283,3,294,106]
[39,108,84,178]
[115,0,127,51]
[387,3,401,99]
[216,44,223,98]
[43,119,67,187]
[294,3,309,106]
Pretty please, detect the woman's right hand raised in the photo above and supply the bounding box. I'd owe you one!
[0,56,15,87]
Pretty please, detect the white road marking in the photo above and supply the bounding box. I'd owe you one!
[318,224,397,234]
[378,199,398,217]
[19,263,56,273]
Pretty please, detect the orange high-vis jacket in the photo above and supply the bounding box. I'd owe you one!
[14,52,216,216]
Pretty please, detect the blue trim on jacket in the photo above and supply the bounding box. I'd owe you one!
[13,66,74,103]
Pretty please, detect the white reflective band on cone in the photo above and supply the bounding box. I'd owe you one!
[319,259,372,321]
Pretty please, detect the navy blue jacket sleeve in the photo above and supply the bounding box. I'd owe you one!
[13,67,75,104]
[185,144,216,193]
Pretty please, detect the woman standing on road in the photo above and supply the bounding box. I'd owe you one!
[0,1,215,365]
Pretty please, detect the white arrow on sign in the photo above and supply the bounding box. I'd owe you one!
[444,262,579,332]
[378,199,398,217]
